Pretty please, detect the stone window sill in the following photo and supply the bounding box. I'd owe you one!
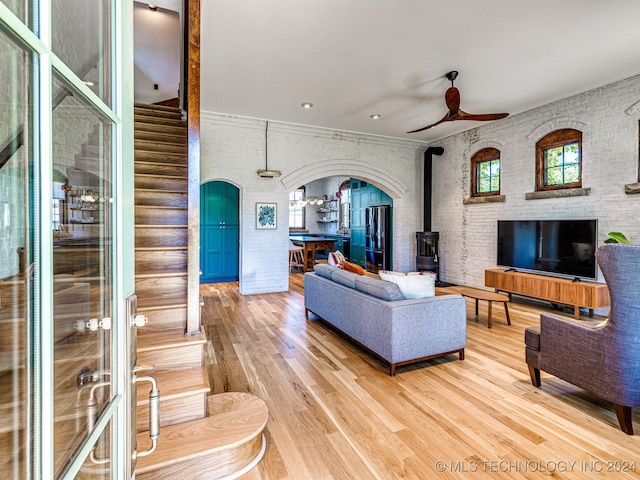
[463,195,505,205]
[625,182,640,194]
[525,187,590,200]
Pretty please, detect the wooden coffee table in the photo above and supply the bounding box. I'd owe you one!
[458,287,511,329]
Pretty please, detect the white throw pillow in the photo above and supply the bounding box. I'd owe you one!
[379,270,436,299]
[328,250,346,266]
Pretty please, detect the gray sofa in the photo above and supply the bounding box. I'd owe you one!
[304,264,467,375]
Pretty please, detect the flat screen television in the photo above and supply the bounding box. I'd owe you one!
[497,219,598,279]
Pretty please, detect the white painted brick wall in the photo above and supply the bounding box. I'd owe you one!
[200,114,427,294]
[201,74,640,295]
[432,74,640,289]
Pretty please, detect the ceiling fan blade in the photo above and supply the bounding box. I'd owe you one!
[406,112,451,133]
[407,71,509,133]
[457,111,509,122]
[444,87,461,116]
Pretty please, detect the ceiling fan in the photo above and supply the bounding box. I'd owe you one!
[407,71,509,133]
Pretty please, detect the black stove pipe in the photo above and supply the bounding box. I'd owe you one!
[423,146,444,232]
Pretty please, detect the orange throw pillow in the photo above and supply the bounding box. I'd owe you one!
[341,260,366,275]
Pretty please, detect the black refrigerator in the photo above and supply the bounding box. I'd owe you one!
[365,205,391,273]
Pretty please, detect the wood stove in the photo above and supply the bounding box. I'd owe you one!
[416,231,439,281]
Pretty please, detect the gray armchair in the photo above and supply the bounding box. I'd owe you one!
[525,244,640,434]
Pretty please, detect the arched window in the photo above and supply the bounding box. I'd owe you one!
[338,179,351,229]
[471,148,501,197]
[536,129,582,191]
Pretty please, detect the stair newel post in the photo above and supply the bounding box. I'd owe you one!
[185,0,202,337]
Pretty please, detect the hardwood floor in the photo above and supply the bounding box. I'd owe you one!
[201,275,640,479]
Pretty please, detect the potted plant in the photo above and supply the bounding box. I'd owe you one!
[604,232,630,244]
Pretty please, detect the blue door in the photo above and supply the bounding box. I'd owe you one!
[200,182,239,283]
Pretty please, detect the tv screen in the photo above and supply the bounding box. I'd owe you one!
[497,219,597,279]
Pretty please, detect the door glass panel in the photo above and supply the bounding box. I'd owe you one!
[51,72,114,476]
[51,0,112,106]
[0,27,33,480]
[2,0,28,26]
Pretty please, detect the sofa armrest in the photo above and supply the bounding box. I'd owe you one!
[384,294,467,363]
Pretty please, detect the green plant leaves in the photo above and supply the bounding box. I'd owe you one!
[605,232,630,244]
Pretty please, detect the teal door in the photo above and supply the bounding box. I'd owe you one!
[200,182,240,282]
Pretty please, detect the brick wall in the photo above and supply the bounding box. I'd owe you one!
[201,74,640,294]
[200,113,427,294]
[431,74,640,288]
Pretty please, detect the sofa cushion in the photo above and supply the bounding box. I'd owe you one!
[355,276,404,301]
[331,269,359,288]
[379,270,436,299]
[314,264,339,279]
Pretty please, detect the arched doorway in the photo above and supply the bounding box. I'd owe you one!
[200,181,240,283]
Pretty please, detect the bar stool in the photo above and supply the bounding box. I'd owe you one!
[289,240,304,272]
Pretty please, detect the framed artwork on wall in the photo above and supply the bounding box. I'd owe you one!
[256,202,277,229]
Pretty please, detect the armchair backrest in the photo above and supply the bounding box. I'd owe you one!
[595,244,640,404]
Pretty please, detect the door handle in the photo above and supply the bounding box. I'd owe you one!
[84,379,111,465]
[134,374,160,458]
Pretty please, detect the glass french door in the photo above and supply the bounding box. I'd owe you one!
[0,1,134,479]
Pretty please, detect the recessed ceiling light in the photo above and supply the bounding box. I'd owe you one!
[301,102,314,109]
[148,4,158,11]
[370,114,381,119]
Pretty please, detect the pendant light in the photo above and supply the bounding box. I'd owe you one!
[257,121,281,178]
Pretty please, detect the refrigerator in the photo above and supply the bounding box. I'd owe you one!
[365,205,391,273]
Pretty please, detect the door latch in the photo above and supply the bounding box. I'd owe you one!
[131,314,148,328]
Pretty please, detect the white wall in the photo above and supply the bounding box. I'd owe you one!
[134,2,181,104]
[431,74,640,288]
[200,113,427,294]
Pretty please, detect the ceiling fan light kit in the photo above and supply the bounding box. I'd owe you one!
[407,70,509,133]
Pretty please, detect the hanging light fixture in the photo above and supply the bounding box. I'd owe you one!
[291,196,325,207]
[257,121,281,178]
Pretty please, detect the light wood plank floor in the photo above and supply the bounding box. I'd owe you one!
[201,275,640,479]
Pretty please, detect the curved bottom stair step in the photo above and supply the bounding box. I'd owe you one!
[136,367,210,433]
[135,392,269,480]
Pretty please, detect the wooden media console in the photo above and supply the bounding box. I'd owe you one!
[485,268,610,319]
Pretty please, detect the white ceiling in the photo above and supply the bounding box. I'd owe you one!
[196,0,640,142]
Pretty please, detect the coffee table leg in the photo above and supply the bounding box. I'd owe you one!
[475,299,479,316]
[504,302,511,325]
[487,301,493,329]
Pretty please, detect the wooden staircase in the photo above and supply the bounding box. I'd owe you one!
[133,103,268,478]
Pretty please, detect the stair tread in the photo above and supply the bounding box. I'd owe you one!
[137,327,205,352]
[136,269,187,279]
[135,173,187,180]
[135,205,188,210]
[134,149,186,156]
[136,367,209,405]
[135,224,188,229]
[135,159,187,168]
[135,188,187,194]
[135,103,182,113]
[135,392,268,474]
[136,246,187,252]
[137,295,188,310]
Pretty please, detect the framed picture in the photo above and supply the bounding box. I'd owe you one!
[256,202,277,229]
